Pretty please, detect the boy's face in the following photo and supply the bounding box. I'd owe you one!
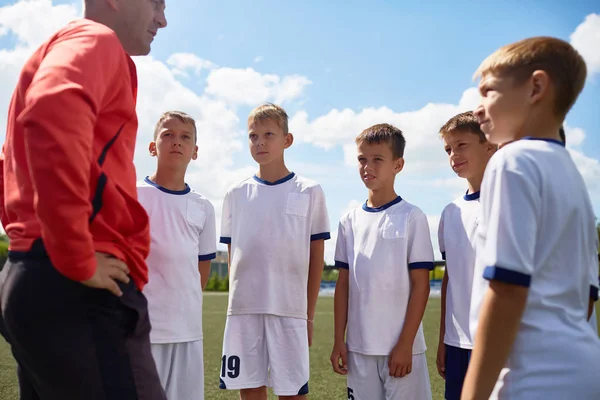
[443,130,495,181]
[357,141,404,191]
[473,72,530,145]
[149,117,198,167]
[248,119,293,165]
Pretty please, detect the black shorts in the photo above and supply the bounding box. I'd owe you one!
[0,254,166,400]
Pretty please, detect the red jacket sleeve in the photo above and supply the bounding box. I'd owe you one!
[18,25,122,281]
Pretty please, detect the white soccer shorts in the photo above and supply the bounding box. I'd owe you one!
[151,340,204,400]
[219,314,310,396]
[347,351,432,400]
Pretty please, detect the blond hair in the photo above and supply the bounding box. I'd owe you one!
[248,103,289,134]
[439,111,486,142]
[474,36,587,119]
[154,111,197,143]
[355,123,406,159]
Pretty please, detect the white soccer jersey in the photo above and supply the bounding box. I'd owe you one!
[138,177,217,343]
[438,192,481,350]
[470,138,600,398]
[334,197,434,355]
[220,173,330,319]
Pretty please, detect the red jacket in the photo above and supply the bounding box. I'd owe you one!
[0,19,151,290]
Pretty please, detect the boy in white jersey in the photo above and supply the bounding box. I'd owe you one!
[219,103,330,399]
[436,112,496,400]
[137,111,217,399]
[462,37,600,400]
[331,123,434,400]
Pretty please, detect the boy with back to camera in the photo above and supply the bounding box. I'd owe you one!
[219,103,331,400]
[436,111,496,400]
[462,36,600,399]
[331,123,434,400]
[137,111,217,399]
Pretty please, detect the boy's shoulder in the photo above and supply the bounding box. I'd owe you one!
[187,188,214,208]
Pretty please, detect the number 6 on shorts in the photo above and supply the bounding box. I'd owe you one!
[221,355,240,379]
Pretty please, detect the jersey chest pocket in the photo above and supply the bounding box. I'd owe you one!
[186,199,206,228]
[381,214,407,239]
[284,193,310,217]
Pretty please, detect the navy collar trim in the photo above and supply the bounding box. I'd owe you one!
[362,196,403,213]
[464,191,480,201]
[522,136,565,147]
[253,172,295,186]
[144,176,190,195]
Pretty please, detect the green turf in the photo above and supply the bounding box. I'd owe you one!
[0,296,598,399]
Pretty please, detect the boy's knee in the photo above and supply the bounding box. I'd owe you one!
[240,386,267,400]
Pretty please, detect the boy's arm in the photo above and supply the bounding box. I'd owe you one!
[20,27,121,281]
[389,210,434,378]
[462,282,528,399]
[197,200,217,290]
[437,213,447,378]
[307,239,325,343]
[307,185,331,322]
[462,160,539,400]
[199,261,211,290]
[331,220,350,374]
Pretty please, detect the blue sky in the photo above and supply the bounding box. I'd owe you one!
[0,0,599,262]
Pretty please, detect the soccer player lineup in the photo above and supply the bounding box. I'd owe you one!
[0,2,599,400]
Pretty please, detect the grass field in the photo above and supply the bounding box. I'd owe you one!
[0,295,598,399]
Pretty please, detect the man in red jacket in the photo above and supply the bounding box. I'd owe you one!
[0,1,168,398]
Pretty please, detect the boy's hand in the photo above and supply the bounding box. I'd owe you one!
[330,341,348,375]
[81,252,130,297]
[436,341,446,379]
[388,342,412,378]
[307,320,314,347]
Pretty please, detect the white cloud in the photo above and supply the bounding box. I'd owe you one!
[205,67,312,106]
[166,53,216,77]
[563,122,586,147]
[254,56,263,63]
[291,87,479,176]
[570,13,600,77]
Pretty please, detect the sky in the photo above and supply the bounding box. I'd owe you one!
[0,0,599,263]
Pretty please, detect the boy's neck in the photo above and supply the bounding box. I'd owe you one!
[150,166,187,191]
[514,111,562,142]
[367,186,399,208]
[466,174,483,194]
[256,161,291,183]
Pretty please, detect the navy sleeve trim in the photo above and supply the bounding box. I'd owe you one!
[198,253,216,261]
[441,252,446,261]
[409,261,434,270]
[591,285,599,302]
[483,266,531,287]
[219,237,231,244]
[335,260,349,269]
[311,232,331,241]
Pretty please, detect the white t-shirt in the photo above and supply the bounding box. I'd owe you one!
[334,197,434,356]
[220,172,330,319]
[138,177,217,344]
[470,138,600,398]
[438,191,481,350]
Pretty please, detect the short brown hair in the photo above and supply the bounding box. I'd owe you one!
[248,103,289,134]
[355,123,406,159]
[154,111,197,143]
[439,111,486,142]
[474,36,587,119]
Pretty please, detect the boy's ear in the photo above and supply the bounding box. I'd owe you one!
[486,142,498,156]
[284,132,294,149]
[394,157,405,174]
[149,141,157,157]
[529,70,550,105]
[192,145,198,161]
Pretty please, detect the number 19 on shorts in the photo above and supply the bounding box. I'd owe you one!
[221,355,240,379]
